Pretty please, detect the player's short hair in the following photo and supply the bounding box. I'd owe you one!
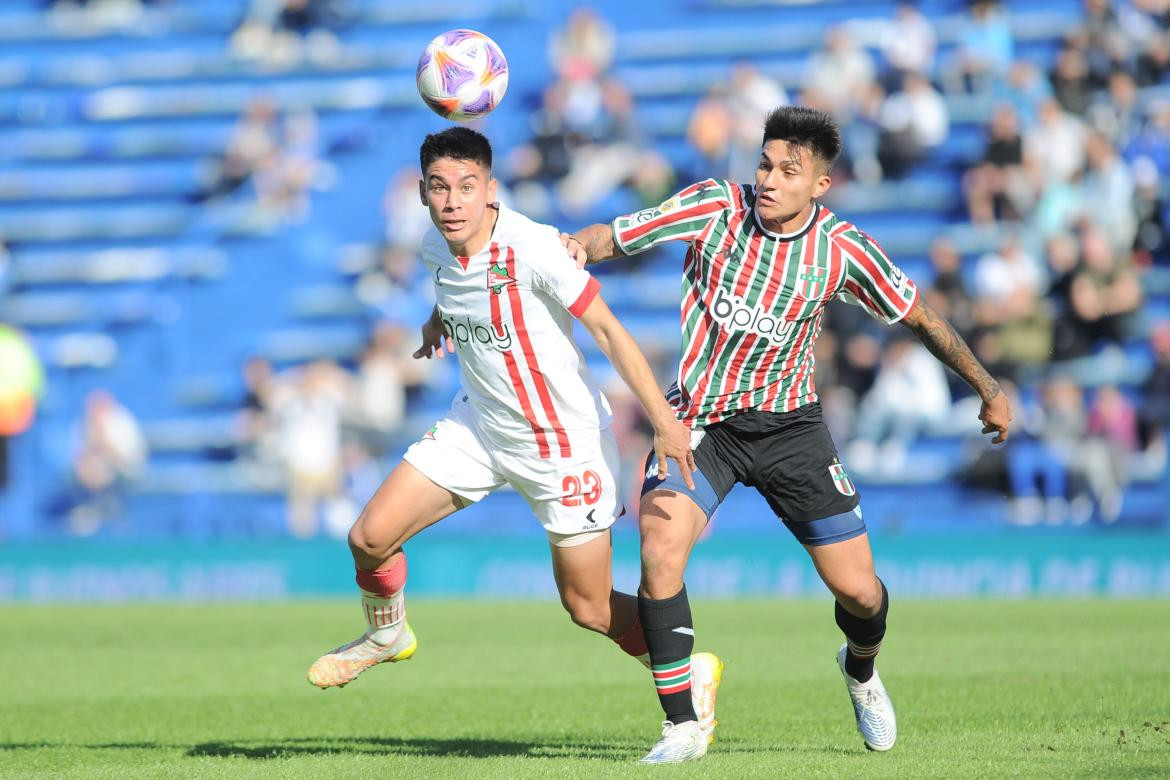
[419,127,493,175]
[761,106,842,173]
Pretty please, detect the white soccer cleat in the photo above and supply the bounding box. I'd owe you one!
[639,719,708,764]
[690,652,725,745]
[837,643,897,751]
[307,622,417,689]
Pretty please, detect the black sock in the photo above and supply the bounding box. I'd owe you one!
[638,585,697,724]
[835,579,889,683]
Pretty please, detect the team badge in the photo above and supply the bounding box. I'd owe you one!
[829,461,855,496]
[423,424,438,441]
[798,263,828,298]
[486,262,516,295]
[657,195,681,214]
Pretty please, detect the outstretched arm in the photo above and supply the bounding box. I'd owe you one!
[578,294,695,488]
[900,297,1012,443]
[561,224,626,269]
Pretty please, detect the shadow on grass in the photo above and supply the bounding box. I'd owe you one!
[187,735,643,761]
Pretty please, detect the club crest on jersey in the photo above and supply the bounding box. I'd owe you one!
[798,263,828,298]
[486,262,516,295]
[829,461,855,496]
[423,424,438,441]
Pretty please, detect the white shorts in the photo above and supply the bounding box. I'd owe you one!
[403,394,624,543]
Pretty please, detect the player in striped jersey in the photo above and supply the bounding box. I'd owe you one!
[306,128,722,759]
[564,106,1012,757]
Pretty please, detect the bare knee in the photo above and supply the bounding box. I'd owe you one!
[639,533,687,600]
[834,576,884,616]
[347,520,395,568]
[561,592,610,634]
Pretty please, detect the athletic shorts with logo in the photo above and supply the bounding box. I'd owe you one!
[641,403,864,546]
[405,394,623,542]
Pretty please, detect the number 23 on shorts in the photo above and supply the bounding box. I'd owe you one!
[561,469,602,506]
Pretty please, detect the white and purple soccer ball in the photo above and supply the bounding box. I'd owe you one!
[416,29,509,122]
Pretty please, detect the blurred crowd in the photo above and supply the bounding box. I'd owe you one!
[5,0,1170,535]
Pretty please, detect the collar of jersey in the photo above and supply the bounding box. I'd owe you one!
[752,201,820,241]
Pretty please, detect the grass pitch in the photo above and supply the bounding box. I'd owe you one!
[1,600,1167,778]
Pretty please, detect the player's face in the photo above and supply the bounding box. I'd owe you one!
[754,140,831,224]
[420,157,498,251]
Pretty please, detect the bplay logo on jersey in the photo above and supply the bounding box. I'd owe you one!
[440,313,513,352]
[710,286,799,347]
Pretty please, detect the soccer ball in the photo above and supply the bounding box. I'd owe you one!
[416,29,509,122]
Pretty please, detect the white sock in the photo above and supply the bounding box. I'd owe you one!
[361,589,405,645]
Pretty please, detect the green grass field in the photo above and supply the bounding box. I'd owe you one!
[1,600,1167,778]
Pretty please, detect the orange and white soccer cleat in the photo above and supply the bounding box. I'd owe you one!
[307,622,417,689]
[690,651,725,745]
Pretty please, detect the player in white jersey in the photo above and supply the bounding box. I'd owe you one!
[307,128,724,755]
[563,107,1012,762]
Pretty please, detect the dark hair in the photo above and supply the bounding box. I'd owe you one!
[419,126,493,174]
[761,106,842,172]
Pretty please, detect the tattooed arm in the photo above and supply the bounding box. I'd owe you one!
[560,224,626,268]
[901,297,1013,443]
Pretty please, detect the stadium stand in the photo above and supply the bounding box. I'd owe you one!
[1,0,1167,538]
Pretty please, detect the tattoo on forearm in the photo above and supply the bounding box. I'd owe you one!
[579,226,618,263]
[906,301,1000,400]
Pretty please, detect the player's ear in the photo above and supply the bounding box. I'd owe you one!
[418,178,427,206]
[486,175,498,203]
[813,173,832,199]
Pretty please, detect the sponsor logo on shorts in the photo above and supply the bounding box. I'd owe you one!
[440,313,512,352]
[829,461,855,496]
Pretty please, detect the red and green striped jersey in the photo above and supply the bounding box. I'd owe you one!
[612,179,919,427]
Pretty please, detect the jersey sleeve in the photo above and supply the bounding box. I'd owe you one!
[611,179,732,255]
[835,227,918,324]
[527,229,602,318]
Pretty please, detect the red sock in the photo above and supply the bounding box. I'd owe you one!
[614,614,649,659]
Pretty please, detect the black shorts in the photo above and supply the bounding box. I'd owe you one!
[641,404,864,545]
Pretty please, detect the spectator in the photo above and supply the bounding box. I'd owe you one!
[350,321,432,455]
[973,234,1046,305]
[848,336,952,477]
[948,0,1014,93]
[879,1,936,81]
[1137,321,1170,468]
[1049,40,1094,117]
[70,390,148,534]
[1135,29,1170,86]
[964,103,1029,223]
[923,238,976,341]
[995,60,1053,126]
[1131,157,1169,266]
[1082,131,1137,253]
[1066,221,1143,349]
[875,71,949,178]
[549,5,616,81]
[687,65,787,182]
[1025,98,1089,191]
[382,167,440,252]
[1085,384,1138,521]
[230,0,343,66]
[1006,377,1085,524]
[1088,69,1141,148]
[199,96,280,203]
[272,360,348,537]
[234,356,277,464]
[804,26,875,120]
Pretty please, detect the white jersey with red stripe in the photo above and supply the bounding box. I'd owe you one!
[611,179,919,428]
[420,203,610,458]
